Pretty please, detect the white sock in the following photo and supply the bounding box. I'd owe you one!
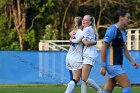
[86,78,102,91]
[70,89,74,93]
[65,81,75,93]
[81,80,87,93]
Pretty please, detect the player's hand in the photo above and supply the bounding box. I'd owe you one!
[100,67,106,76]
[69,31,75,38]
[132,61,139,69]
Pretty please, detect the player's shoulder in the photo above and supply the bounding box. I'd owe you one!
[107,24,117,31]
[83,26,93,33]
[84,26,92,30]
[106,24,118,35]
[76,29,83,34]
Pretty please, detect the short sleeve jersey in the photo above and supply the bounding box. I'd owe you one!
[82,26,98,58]
[66,29,83,62]
[103,24,127,65]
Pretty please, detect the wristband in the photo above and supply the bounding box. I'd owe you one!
[101,62,106,67]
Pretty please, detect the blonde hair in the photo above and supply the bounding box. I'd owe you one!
[72,16,82,32]
[92,17,99,40]
[86,15,99,40]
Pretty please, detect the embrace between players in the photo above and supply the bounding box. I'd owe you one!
[65,9,139,93]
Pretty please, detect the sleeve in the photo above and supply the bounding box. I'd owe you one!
[71,34,83,43]
[103,27,116,43]
[82,27,90,38]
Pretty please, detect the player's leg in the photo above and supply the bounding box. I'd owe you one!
[65,69,82,93]
[81,64,91,93]
[86,78,102,93]
[81,56,102,93]
[73,69,82,82]
[115,73,131,93]
[103,76,116,93]
[69,70,74,93]
[82,64,91,81]
[81,64,102,93]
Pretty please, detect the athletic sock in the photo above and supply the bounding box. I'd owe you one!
[65,81,75,93]
[86,78,102,91]
[70,90,74,93]
[81,80,87,93]
[122,87,131,93]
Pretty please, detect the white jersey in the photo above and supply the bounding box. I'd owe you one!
[66,29,83,70]
[82,26,98,59]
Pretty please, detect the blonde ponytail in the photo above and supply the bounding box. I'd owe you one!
[92,17,99,40]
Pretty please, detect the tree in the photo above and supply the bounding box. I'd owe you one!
[0,0,140,50]
[0,0,20,50]
[26,0,57,49]
[77,0,140,38]
[12,0,27,50]
[0,16,19,50]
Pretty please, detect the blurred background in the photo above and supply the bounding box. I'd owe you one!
[0,0,140,50]
[0,0,140,93]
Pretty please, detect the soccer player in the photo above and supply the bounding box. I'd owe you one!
[65,16,102,93]
[81,15,102,93]
[65,16,83,93]
[100,9,139,93]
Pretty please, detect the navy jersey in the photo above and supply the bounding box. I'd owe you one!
[103,24,127,65]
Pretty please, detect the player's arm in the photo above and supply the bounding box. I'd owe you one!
[71,34,83,43]
[82,28,97,46]
[100,26,116,76]
[124,45,139,69]
[100,42,109,76]
[82,38,97,46]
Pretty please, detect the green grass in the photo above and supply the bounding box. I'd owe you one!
[0,84,139,93]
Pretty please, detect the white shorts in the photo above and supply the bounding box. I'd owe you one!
[66,59,83,70]
[83,56,96,66]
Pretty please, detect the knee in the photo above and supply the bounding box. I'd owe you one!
[121,80,131,87]
[81,76,88,82]
[73,76,81,82]
[82,79,87,82]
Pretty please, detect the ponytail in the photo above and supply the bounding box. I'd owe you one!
[92,17,99,40]
[84,15,99,40]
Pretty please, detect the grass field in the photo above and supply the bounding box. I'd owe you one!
[0,84,140,93]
